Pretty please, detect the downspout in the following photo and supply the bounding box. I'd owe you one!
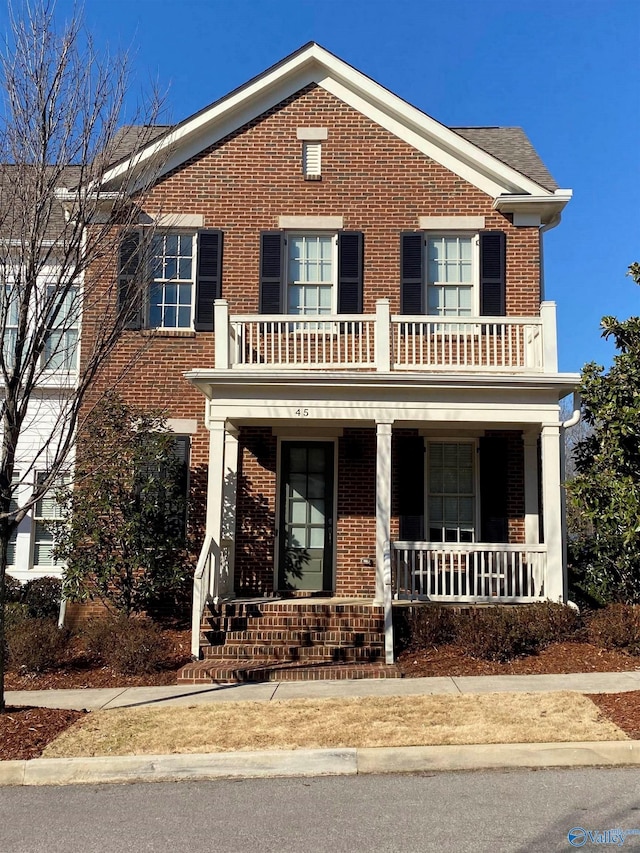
[560,391,582,605]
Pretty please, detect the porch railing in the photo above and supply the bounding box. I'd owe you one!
[191,534,215,658]
[392,542,547,603]
[229,315,376,369]
[390,317,543,371]
[215,300,558,373]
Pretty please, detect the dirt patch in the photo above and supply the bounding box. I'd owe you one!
[0,707,86,761]
[396,642,640,678]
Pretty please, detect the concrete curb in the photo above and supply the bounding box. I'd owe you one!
[1,741,639,787]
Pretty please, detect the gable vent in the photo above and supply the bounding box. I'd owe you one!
[303,141,322,178]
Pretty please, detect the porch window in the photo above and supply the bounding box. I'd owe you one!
[43,285,79,371]
[149,233,195,329]
[33,472,69,566]
[287,233,336,320]
[427,441,475,543]
[426,235,476,317]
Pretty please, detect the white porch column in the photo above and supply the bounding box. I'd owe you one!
[375,421,393,603]
[206,419,226,599]
[523,430,539,545]
[541,422,564,602]
[219,425,239,597]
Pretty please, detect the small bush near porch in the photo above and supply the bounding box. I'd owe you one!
[395,602,640,668]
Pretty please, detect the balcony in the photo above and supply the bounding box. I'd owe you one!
[213,299,558,374]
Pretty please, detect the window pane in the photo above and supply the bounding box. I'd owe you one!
[309,527,324,549]
[165,234,178,256]
[163,306,176,328]
[289,448,307,472]
[309,501,325,524]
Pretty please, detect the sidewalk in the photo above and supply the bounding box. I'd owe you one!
[3,671,640,786]
[7,670,640,711]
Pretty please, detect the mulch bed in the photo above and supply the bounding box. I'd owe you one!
[589,692,640,740]
[0,707,87,761]
[1,639,639,763]
[396,642,640,677]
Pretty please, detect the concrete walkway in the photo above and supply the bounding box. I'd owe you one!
[4,671,640,786]
[7,670,640,711]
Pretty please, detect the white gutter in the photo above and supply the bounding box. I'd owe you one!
[562,391,582,429]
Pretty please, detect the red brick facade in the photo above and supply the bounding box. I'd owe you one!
[82,83,541,600]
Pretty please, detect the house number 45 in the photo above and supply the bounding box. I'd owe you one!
[295,408,309,417]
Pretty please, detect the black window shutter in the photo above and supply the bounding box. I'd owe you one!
[401,232,424,314]
[338,231,363,314]
[194,230,223,331]
[479,436,508,543]
[480,231,506,316]
[260,231,284,314]
[118,231,143,330]
[397,435,425,541]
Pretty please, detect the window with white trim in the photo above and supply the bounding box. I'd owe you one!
[427,441,475,543]
[33,472,69,567]
[149,233,196,329]
[6,471,19,566]
[426,234,477,317]
[286,233,337,319]
[2,285,19,369]
[43,285,79,371]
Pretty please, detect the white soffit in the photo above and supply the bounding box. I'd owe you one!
[103,43,559,201]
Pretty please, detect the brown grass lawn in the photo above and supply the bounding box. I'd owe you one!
[42,692,626,758]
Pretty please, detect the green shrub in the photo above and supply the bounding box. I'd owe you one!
[83,615,172,674]
[6,618,69,672]
[587,604,640,655]
[22,576,62,619]
[405,607,458,649]
[3,574,23,604]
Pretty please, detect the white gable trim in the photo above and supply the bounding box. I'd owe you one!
[102,43,565,205]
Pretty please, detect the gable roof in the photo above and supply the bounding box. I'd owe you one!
[97,43,571,221]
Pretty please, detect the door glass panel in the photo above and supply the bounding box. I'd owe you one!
[309,501,325,524]
[307,475,324,498]
[289,475,306,498]
[289,448,307,472]
[309,527,324,549]
[291,501,307,524]
[308,448,326,472]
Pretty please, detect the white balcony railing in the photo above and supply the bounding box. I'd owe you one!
[214,299,558,373]
[392,542,547,603]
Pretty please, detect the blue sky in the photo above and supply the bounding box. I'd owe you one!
[7,0,638,373]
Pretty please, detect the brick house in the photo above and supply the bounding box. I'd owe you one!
[79,43,577,679]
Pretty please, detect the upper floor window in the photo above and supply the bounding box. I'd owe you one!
[118,228,222,333]
[426,235,476,317]
[2,285,19,369]
[401,230,506,317]
[260,230,363,316]
[149,233,195,329]
[287,233,337,318]
[43,285,79,371]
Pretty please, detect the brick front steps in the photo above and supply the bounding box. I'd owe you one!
[178,598,401,684]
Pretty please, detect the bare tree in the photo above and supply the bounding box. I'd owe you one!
[0,1,167,710]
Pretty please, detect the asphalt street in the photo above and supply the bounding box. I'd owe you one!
[2,767,640,853]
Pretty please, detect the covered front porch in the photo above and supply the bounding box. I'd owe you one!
[186,369,575,664]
